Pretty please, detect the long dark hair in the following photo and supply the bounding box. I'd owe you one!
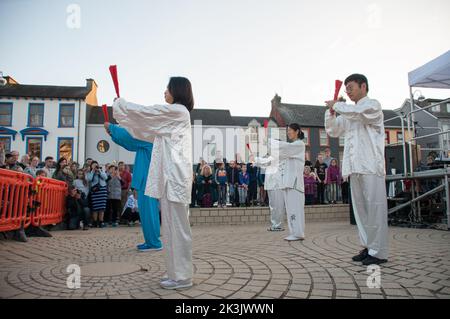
[288,123,305,140]
[55,157,67,175]
[167,77,194,112]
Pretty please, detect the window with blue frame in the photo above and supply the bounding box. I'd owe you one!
[28,103,44,127]
[26,137,43,161]
[58,138,74,161]
[59,104,75,127]
[0,136,11,152]
[0,102,13,126]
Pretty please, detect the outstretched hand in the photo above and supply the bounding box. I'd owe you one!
[104,122,111,135]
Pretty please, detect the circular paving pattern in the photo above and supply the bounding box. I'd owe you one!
[1,222,449,299]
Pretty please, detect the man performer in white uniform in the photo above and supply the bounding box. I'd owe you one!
[325,73,389,265]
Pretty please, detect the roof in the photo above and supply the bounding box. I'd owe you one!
[0,82,92,99]
[86,105,118,124]
[232,116,275,127]
[190,109,234,126]
[408,50,450,89]
[276,102,402,128]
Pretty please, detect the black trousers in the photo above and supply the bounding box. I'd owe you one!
[317,182,325,204]
[107,199,122,223]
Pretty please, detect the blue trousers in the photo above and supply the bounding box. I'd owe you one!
[137,190,162,249]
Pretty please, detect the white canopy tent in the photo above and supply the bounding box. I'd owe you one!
[408,50,450,89]
[405,50,450,229]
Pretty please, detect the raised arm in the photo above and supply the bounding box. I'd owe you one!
[269,139,305,162]
[112,98,189,142]
[109,124,152,152]
[333,98,383,125]
[325,110,346,138]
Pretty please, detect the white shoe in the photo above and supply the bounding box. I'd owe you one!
[284,235,304,241]
[160,279,193,290]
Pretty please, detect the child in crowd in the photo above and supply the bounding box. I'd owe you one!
[325,159,342,204]
[122,188,140,226]
[107,165,123,227]
[238,164,249,206]
[215,163,228,208]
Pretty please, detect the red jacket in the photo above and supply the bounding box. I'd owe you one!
[120,170,132,190]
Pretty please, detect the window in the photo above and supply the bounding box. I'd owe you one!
[431,105,440,112]
[59,104,75,127]
[97,140,110,153]
[397,132,404,143]
[446,103,450,113]
[0,136,11,152]
[58,138,74,161]
[249,127,258,142]
[303,128,310,146]
[0,102,13,126]
[319,129,329,146]
[339,135,345,147]
[385,131,390,145]
[339,151,344,167]
[28,103,44,127]
[26,137,43,161]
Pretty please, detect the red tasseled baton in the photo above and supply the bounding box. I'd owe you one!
[334,80,343,101]
[109,65,120,98]
[102,104,109,122]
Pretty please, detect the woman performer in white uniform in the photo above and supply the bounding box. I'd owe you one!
[252,123,306,241]
[113,77,194,289]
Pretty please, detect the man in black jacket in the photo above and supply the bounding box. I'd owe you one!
[226,160,240,207]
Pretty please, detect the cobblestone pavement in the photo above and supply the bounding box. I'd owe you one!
[1,222,449,299]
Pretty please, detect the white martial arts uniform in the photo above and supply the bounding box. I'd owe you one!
[113,98,193,281]
[259,156,284,229]
[255,139,306,238]
[325,96,389,260]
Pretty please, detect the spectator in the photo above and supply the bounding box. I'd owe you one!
[215,162,228,208]
[24,156,40,178]
[247,162,258,206]
[52,157,73,185]
[325,158,342,204]
[10,150,21,168]
[314,154,328,204]
[323,148,335,167]
[238,164,250,207]
[195,158,207,175]
[2,153,23,172]
[226,160,240,207]
[122,188,140,226]
[190,172,198,208]
[304,166,318,205]
[341,176,350,204]
[41,156,55,178]
[197,165,214,208]
[107,165,123,227]
[257,166,267,206]
[70,162,79,178]
[86,161,108,228]
[66,186,88,230]
[36,169,47,177]
[20,154,30,169]
[118,161,132,210]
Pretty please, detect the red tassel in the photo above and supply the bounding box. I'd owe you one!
[102,104,109,122]
[109,65,120,98]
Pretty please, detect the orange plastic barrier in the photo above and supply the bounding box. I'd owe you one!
[0,169,33,232]
[32,176,67,227]
[0,169,67,232]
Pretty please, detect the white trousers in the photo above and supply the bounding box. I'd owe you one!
[159,196,193,281]
[350,174,389,260]
[268,190,284,229]
[269,188,305,238]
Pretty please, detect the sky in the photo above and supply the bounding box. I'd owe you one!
[1,0,449,116]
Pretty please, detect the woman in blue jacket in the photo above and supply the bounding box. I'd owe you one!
[105,122,162,251]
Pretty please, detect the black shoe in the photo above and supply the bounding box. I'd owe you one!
[352,248,369,262]
[362,255,388,266]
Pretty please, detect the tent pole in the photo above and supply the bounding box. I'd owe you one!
[408,87,418,222]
